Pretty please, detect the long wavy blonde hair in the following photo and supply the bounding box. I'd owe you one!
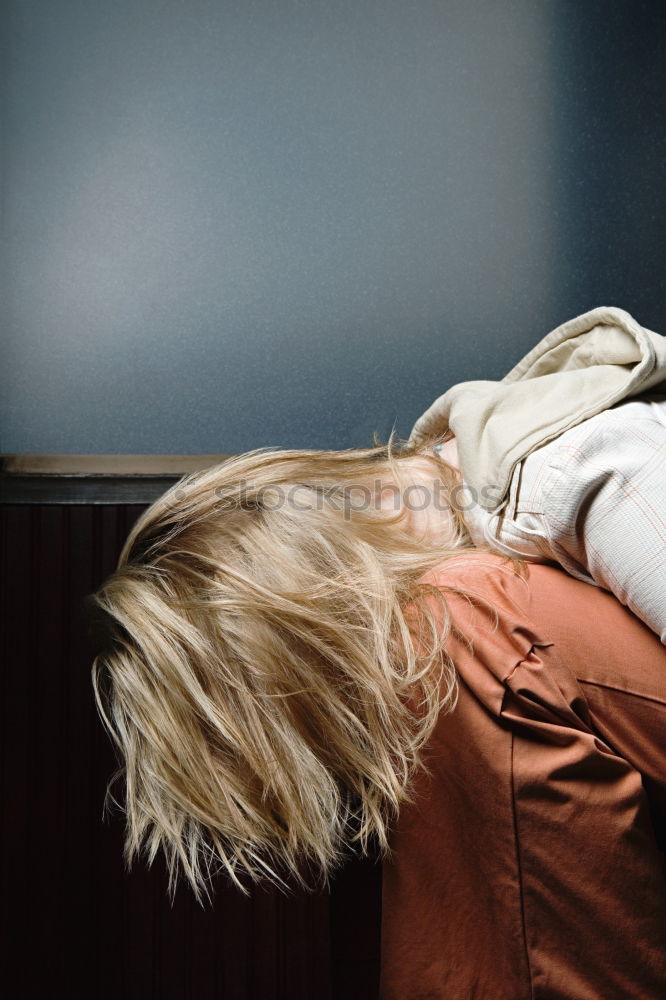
[89,433,476,903]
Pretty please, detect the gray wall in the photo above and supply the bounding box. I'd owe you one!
[3,0,666,454]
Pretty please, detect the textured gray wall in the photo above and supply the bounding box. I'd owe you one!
[3,1,666,453]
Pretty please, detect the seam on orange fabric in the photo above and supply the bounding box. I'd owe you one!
[503,641,554,686]
[509,727,536,1000]
[578,678,666,708]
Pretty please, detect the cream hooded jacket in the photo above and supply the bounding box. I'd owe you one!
[409,305,666,512]
[409,306,666,642]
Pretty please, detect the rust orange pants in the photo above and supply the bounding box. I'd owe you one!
[381,557,666,999]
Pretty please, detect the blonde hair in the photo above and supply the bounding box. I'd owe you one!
[89,434,475,903]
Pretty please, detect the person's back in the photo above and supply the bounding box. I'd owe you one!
[381,555,666,1000]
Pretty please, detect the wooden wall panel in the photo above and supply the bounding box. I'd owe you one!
[1,504,381,999]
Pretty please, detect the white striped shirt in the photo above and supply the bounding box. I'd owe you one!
[463,395,666,643]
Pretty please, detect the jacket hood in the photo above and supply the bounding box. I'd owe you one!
[409,306,666,512]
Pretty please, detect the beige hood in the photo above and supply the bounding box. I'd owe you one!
[409,306,666,512]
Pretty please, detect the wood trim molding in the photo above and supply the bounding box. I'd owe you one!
[1,454,231,475]
[0,454,232,504]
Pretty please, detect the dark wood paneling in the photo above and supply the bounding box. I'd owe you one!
[0,504,381,999]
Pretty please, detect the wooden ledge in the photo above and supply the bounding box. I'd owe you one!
[1,454,231,476]
[0,454,233,504]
